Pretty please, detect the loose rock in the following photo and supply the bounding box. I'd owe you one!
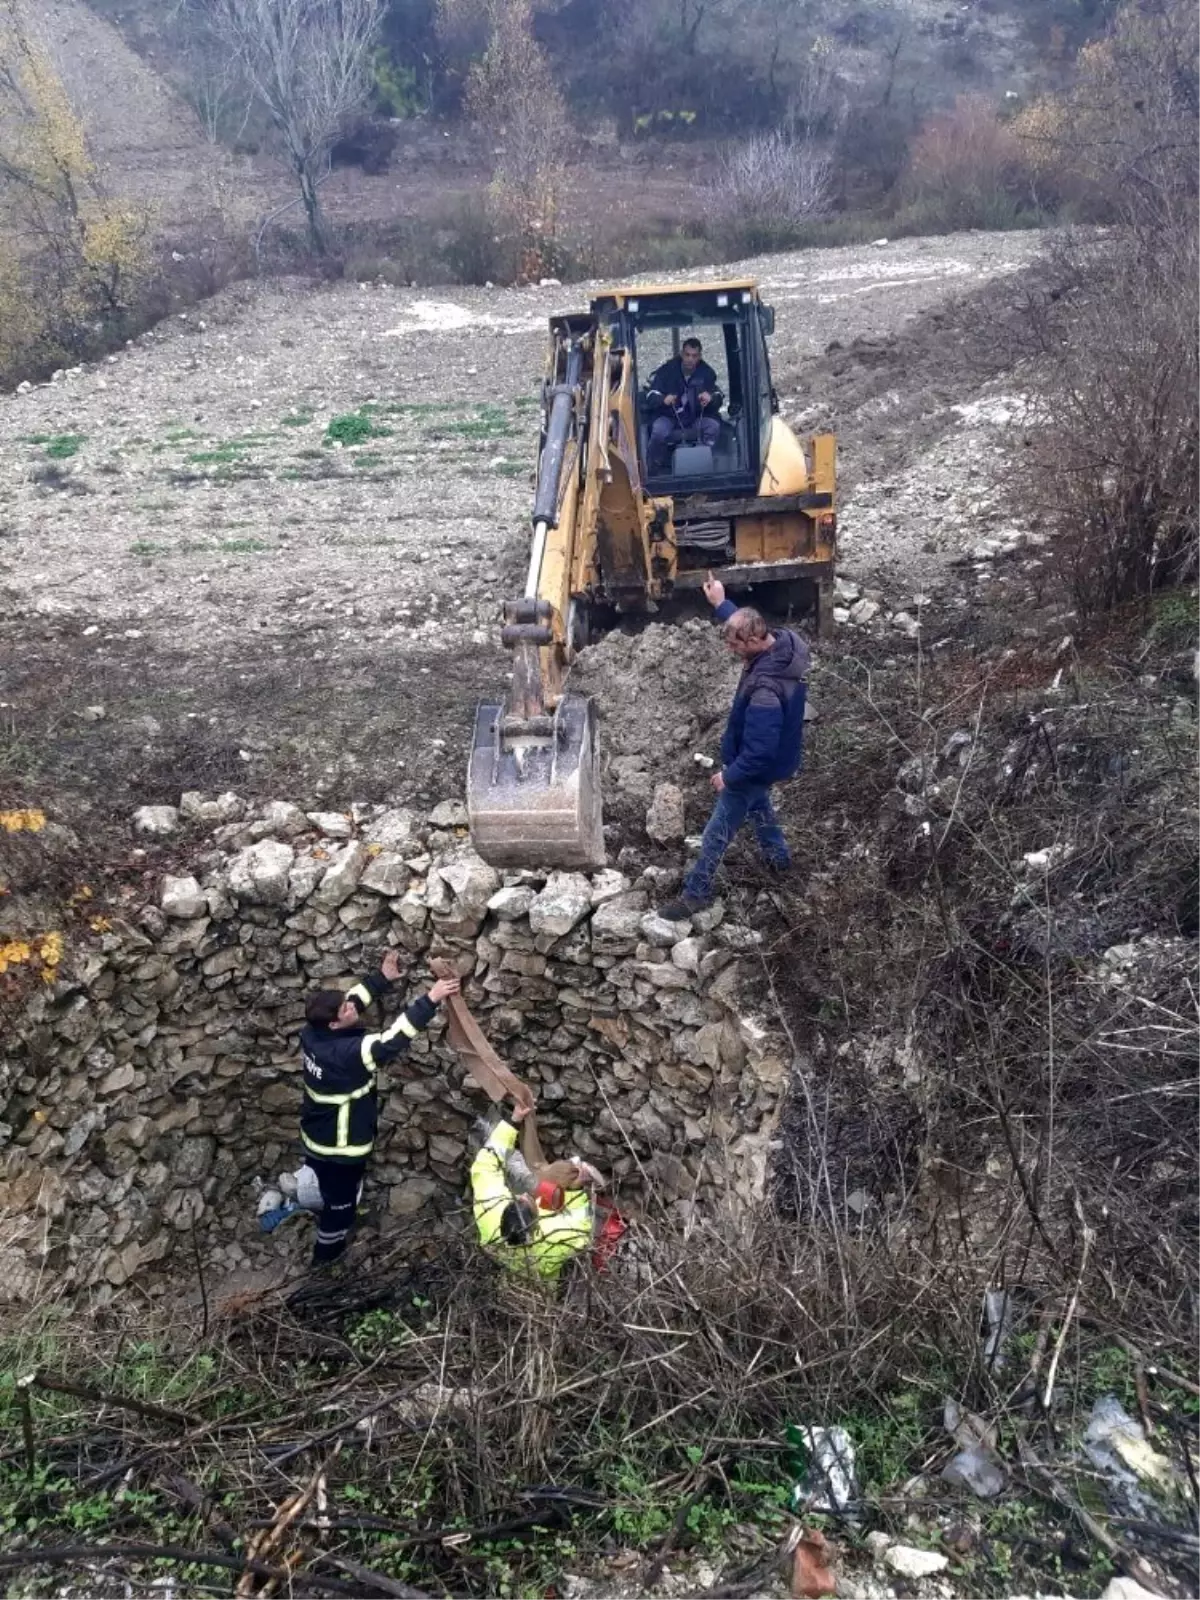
[132,805,179,837]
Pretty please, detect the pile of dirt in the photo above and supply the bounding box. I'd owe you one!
[571,617,739,834]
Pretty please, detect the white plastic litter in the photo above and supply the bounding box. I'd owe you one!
[1085,1395,1179,1501]
[295,1164,323,1210]
[255,1188,283,1217]
[792,1425,858,1512]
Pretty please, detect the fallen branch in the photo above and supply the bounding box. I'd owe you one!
[1111,1332,1200,1400]
[640,1466,713,1589]
[32,1369,195,1428]
[0,1541,370,1595]
[1041,1195,1094,1413]
[237,1451,333,1596]
[16,1377,35,1478]
[698,1555,780,1599]
[262,1383,427,1469]
[315,1553,431,1597]
[160,1472,240,1550]
[1017,1447,1170,1598]
[1110,1520,1200,1553]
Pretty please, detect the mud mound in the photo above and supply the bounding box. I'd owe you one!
[572,618,739,837]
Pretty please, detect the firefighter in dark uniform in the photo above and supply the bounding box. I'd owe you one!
[299,951,459,1266]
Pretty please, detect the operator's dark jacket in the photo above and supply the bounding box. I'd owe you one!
[714,598,810,789]
[647,357,724,423]
[299,970,437,1164]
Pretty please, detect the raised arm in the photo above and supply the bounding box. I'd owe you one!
[362,971,459,1068]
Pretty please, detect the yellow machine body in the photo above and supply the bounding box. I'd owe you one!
[468,279,836,871]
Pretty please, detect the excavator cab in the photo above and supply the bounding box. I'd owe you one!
[468,279,836,874]
[604,284,776,492]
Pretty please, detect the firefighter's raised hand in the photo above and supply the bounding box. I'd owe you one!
[429,974,460,1004]
[703,571,726,608]
[381,949,404,982]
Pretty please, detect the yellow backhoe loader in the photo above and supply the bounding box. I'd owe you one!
[468,279,836,872]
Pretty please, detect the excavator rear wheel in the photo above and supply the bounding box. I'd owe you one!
[566,597,617,661]
[751,577,821,630]
[566,598,590,661]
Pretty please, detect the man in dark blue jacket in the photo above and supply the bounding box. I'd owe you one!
[646,338,724,472]
[298,951,459,1265]
[661,575,810,919]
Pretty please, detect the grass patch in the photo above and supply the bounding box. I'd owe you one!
[1147,586,1198,650]
[218,537,270,554]
[185,445,246,466]
[434,406,516,440]
[43,434,85,459]
[280,411,314,428]
[352,451,387,468]
[366,399,463,417]
[325,411,387,447]
[128,540,165,557]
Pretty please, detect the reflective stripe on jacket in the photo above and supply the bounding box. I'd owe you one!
[470,1120,592,1282]
[298,974,436,1163]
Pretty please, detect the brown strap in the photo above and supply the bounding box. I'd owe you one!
[430,957,533,1109]
[430,958,577,1187]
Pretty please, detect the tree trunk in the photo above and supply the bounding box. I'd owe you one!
[297,161,328,255]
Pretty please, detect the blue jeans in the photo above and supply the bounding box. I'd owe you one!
[684,783,789,903]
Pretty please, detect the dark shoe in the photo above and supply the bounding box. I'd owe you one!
[308,1253,350,1276]
[658,894,710,922]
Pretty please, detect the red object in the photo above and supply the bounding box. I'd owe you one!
[791,1528,836,1598]
[534,1180,565,1212]
[590,1197,628,1270]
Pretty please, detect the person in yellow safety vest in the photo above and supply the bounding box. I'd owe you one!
[470,1102,602,1283]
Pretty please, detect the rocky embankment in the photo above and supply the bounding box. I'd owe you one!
[1,792,786,1300]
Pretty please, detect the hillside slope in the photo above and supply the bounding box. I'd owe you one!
[9,0,234,225]
[0,229,1042,819]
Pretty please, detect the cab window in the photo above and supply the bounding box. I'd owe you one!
[632,316,749,481]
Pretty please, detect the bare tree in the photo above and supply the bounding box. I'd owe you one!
[709,127,833,252]
[1014,0,1198,235]
[201,0,384,255]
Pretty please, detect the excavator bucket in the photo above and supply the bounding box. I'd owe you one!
[467,692,605,871]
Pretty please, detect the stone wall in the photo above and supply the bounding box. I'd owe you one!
[0,793,789,1302]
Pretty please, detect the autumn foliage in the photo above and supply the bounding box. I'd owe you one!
[439,0,569,283]
[0,0,152,383]
[901,94,1035,228]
